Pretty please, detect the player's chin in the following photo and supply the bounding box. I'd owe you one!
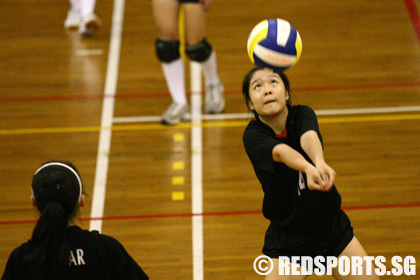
[260,108,282,118]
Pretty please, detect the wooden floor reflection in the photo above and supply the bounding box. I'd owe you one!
[0,0,419,279]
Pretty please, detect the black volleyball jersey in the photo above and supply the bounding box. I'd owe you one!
[2,226,148,280]
[243,105,342,230]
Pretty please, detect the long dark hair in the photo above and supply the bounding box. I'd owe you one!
[25,161,83,279]
[242,67,292,119]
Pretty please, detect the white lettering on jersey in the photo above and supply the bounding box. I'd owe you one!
[69,249,86,266]
[297,171,305,196]
[76,249,85,265]
[69,251,77,266]
[298,172,305,190]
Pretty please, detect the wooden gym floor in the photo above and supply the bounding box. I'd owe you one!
[1,0,420,279]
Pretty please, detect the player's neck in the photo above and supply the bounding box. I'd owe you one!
[259,107,288,135]
[68,215,83,227]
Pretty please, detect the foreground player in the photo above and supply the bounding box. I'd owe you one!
[2,161,148,280]
[151,0,225,125]
[242,67,379,280]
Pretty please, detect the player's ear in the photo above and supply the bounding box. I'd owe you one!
[285,91,289,100]
[79,194,85,208]
[31,195,36,208]
[248,100,254,110]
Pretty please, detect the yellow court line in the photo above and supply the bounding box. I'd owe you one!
[172,176,185,185]
[171,191,185,201]
[173,133,185,142]
[1,113,420,136]
[0,126,104,135]
[173,161,185,170]
[178,6,186,60]
[318,113,420,124]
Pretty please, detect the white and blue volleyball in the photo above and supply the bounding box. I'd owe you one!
[247,18,302,71]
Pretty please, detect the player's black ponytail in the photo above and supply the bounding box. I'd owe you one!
[25,161,83,280]
[26,202,69,279]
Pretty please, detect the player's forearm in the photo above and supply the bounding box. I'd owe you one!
[300,130,325,165]
[272,143,313,174]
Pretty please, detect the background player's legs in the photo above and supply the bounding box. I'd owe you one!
[79,0,102,37]
[184,3,224,114]
[332,237,380,280]
[152,0,189,124]
[64,0,81,29]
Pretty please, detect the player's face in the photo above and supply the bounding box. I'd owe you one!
[248,68,289,118]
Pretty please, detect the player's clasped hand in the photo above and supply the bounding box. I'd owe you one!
[305,165,327,192]
[316,161,336,191]
[305,162,336,192]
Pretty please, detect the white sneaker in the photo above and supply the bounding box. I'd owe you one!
[161,103,190,125]
[205,83,225,114]
[64,9,81,29]
[79,14,102,38]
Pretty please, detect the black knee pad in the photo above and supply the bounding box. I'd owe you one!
[185,39,213,62]
[155,39,180,63]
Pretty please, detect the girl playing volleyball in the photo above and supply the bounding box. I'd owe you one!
[242,67,379,280]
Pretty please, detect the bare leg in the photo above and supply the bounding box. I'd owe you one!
[332,237,380,280]
[151,0,180,40]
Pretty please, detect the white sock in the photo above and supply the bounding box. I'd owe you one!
[201,50,221,87]
[69,0,81,13]
[80,0,96,17]
[162,58,187,105]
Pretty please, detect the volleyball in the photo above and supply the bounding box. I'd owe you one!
[247,18,302,71]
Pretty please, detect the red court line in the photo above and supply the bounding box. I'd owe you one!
[0,92,170,103]
[2,81,420,104]
[1,203,419,226]
[405,0,420,45]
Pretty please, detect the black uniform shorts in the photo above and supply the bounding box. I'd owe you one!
[263,209,354,260]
